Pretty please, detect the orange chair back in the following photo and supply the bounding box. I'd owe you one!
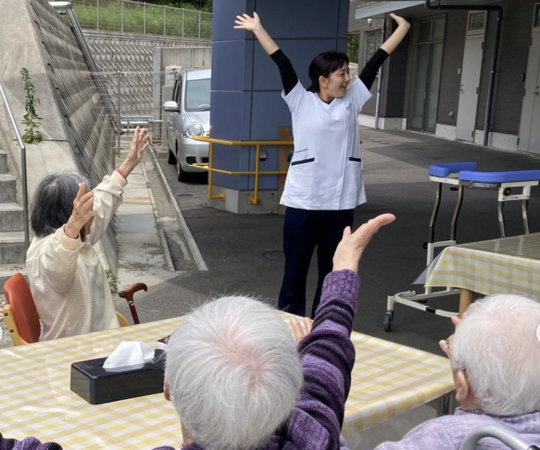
[3,273,41,344]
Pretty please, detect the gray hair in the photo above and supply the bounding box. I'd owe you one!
[452,294,540,415]
[165,296,304,450]
[30,173,91,237]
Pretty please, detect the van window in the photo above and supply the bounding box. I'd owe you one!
[185,78,211,112]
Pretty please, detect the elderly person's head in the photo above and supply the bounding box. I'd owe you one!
[449,294,540,415]
[30,173,91,237]
[165,295,303,450]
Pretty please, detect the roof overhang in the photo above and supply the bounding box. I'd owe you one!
[355,1,425,20]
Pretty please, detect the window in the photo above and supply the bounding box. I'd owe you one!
[418,17,445,42]
[347,34,360,64]
[365,30,382,63]
[535,4,540,28]
[418,21,431,42]
[468,12,485,31]
[185,78,211,112]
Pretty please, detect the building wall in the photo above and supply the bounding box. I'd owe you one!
[352,0,537,148]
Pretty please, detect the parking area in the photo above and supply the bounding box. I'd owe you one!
[152,126,540,355]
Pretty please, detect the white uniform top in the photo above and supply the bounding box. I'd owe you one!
[280,78,372,211]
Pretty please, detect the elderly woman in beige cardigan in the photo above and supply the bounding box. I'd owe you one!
[26,127,149,340]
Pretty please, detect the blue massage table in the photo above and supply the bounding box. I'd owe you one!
[384,162,540,332]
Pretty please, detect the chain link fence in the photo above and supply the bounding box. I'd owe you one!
[72,0,212,38]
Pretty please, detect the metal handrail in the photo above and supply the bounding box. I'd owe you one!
[192,136,294,205]
[0,77,29,249]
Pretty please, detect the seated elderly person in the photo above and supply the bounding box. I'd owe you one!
[372,293,540,450]
[26,127,149,340]
[152,214,396,450]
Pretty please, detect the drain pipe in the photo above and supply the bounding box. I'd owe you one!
[425,0,503,147]
[374,15,388,130]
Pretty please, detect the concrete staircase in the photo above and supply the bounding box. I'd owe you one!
[0,149,26,289]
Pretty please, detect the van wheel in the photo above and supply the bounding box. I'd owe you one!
[168,147,177,165]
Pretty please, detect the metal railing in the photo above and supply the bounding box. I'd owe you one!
[0,78,29,250]
[192,136,294,206]
[72,0,212,38]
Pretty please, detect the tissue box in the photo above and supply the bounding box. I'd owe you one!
[70,350,165,405]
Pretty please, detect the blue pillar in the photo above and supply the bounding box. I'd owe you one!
[210,0,349,213]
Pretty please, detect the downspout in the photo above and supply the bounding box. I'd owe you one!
[425,0,503,147]
[374,15,388,130]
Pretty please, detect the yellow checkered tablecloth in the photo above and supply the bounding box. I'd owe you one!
[0,316,453,449]
[425,233,540,299]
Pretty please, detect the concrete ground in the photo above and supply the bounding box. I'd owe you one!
[153,127,540,356]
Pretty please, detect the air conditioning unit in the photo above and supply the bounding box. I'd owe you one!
[165,65,182,87]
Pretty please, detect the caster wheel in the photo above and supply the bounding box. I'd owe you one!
[384,311,393,332]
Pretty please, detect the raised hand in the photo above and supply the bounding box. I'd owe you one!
[389,13,410,29]
[332,214,396,273]
[234,12,261,32]
[65,183,99,239]
[119,126,150,177]
[290,316,314,344]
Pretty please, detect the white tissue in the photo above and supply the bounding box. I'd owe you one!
[103,340,155,370]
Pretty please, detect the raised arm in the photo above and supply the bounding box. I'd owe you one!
[235,12,299,96]
[288,215,396,447]
[62,127,150,246]
[380,14,410,55]
[359,14,410,90]
[86,127,150,245]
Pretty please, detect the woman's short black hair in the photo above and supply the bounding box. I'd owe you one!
[30,173,91,237]
[307,50,350,93]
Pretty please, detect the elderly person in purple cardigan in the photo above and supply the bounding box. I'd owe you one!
[154,214,395,450]
[372,294,540,450]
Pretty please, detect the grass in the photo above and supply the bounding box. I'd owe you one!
[73,1,211,38]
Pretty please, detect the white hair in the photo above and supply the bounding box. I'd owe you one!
[451,294,540,415]
[165,296,304,450]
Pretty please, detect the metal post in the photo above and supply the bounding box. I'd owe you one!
[143,2,146,34]
[250,145,261,205]
[199,10,202,39]
[163,6,166,36]
[181,9,184,38]
[374,17,387,130]
[208,142,214,200]
[96,0,100,30]
[116,71,121,155]
[483,10,503,147]
[121,0,124,32]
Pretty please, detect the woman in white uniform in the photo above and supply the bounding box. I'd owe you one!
[235,13,410,317]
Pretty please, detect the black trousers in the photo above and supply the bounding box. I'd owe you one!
[278,207,354,317]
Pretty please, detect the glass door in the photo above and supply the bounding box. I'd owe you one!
[409,17,445,132]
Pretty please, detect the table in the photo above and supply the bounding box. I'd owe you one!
[425,233,540,314]
[0,316,454,449]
